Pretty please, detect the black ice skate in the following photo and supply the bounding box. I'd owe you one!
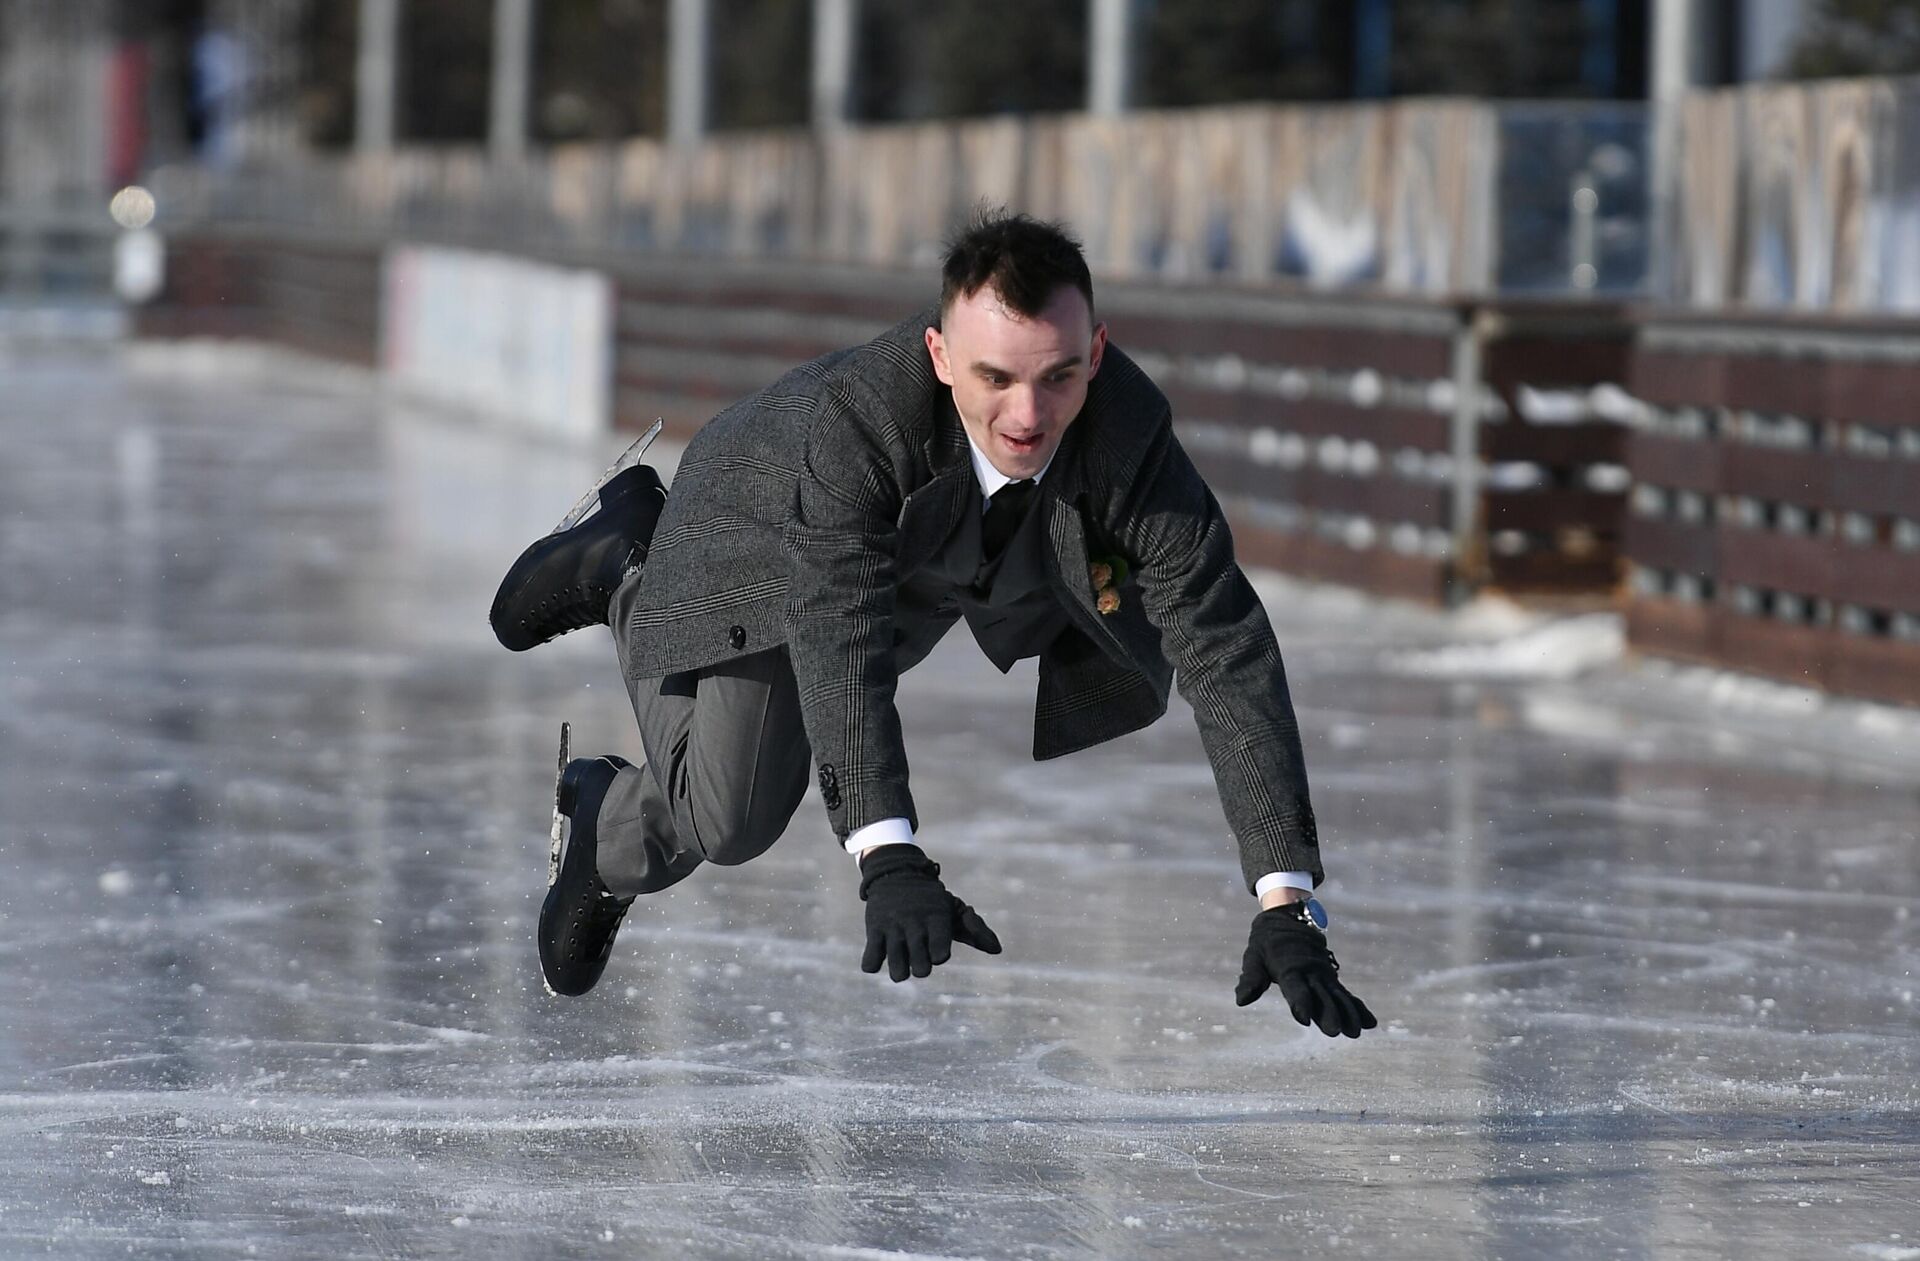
[538,723,636,997]
[490,421,668,652]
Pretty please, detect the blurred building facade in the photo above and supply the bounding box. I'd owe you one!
[0,2,1855,180]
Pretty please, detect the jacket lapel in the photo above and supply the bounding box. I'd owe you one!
[896,399,974,576]
[1043,492,1138,664]
[1037,425,1140,668]
[897,465,972,575]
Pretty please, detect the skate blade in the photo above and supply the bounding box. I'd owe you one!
[548,720,571,888]
[551,420,665,535]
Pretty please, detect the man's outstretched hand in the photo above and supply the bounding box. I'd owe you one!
[1235,906,1378,1038]
[858,844,1002,982]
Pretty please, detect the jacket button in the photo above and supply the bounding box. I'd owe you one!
[728,625,747,650]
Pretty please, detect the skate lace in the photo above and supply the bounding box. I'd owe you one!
[519,537,646,644]
[522,574,626,646]
[526,581,610,637]
[585,889,632,935]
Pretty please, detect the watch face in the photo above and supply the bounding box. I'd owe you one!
[1304,897,1328,931]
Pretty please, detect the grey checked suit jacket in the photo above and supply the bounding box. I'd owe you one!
[620,310,1322,891]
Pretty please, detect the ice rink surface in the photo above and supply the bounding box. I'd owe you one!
[1,342,1916,1259]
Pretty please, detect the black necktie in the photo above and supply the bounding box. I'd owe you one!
[981,479,1037,561]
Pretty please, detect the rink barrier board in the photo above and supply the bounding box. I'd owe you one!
[136,232,1636,609]
[1159,386,1454,453]
[605,262,1631,602]
[135,235,379,366]
[607,277,1590,605]
[381,245,614,441]
[609,268,911,437]
[1191,447,1453,529]
[1225,510,1454,606]
[1629,427,1920,521]
[1635,348,1920,425]
[612,270,1920,705]
[1623,315,1920,707]
[134,232,1624,616]
[1718,533,1920,616]
[615,297,895,366]
[1473,307,1635,594]
[1628,596,1920,709]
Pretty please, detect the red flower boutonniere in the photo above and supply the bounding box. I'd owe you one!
[1089,555,1128,615]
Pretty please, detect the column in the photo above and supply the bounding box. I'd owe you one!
[490,0,533,160]
[356,0,399,153]
[667,0,708,147]
[1648,0,1708,301]
[1353,0,1392,98]
[1087,0,1135,116]
[810,0,855,132]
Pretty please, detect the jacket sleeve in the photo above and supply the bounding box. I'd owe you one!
[1108,420,1323,891]
[780,396,918,840]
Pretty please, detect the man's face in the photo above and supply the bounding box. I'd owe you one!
[925,284,1107,480]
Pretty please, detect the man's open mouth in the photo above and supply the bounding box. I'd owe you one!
[1003,433,1043,453]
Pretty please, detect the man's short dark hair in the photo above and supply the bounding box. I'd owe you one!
[940,208,1094,321]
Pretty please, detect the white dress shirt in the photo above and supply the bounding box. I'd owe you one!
[844,433,1313,899]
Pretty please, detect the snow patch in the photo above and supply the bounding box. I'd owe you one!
[1447,595,1548,639]
[427,1027,488,1045]
[1386,614,1623,680]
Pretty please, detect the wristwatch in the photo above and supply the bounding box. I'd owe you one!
[1283,896,1329,933]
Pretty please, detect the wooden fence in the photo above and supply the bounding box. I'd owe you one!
[135,231,1920,707]
[135,234,381,366]
[1625,316,1920,704]
[140,231,1632,605]
[603,253,1631,605]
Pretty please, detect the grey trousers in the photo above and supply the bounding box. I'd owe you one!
[595,572,814,897]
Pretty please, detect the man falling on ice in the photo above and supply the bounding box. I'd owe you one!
[490,210,1375,1038]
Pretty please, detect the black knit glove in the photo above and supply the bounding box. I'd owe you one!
[1235,906,1378,1038]
[858,844,1002,982]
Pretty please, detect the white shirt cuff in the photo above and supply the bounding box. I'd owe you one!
[1253,871,1315,898]
[844,816,916,857]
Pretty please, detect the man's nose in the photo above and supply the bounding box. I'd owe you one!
[1005,386,1042,429]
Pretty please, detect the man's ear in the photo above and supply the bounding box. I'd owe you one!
[925,325,954,386]
[1088,322,1108,378]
